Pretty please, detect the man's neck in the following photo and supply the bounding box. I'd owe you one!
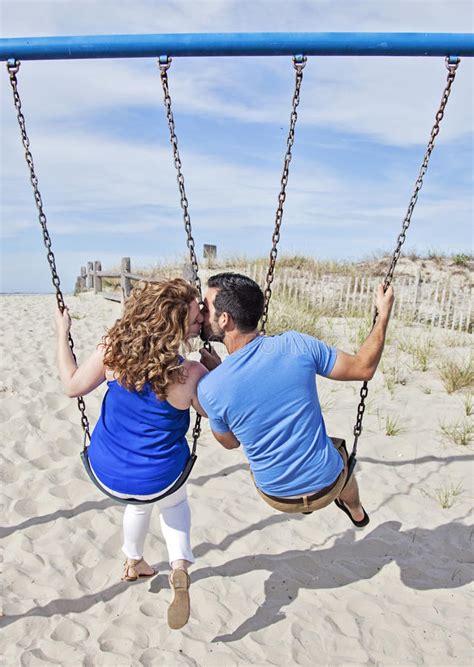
[224,330,259,355]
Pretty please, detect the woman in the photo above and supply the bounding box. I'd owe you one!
[55,278,207,629]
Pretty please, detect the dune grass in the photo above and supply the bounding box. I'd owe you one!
[463,393,473,417]
[438,357,474,394]
[265,293,334,343]
[398,337,434,372]
[421,482,464,509]
[439,420,474,447]
[381,359,407,396]
[384,414,404,436]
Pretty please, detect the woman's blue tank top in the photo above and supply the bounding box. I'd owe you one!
[88,380,190,495]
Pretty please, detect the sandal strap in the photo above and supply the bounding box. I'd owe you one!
[169,568,190,589]
[123,557,143,576]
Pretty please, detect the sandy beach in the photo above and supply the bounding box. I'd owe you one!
[1,291,472,666]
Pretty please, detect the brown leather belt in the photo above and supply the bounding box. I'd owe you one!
[259,469,342,505]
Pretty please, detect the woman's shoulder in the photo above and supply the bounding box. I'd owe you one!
[165,359,208,409]
[177,359,208,390]
[181,359,208,382]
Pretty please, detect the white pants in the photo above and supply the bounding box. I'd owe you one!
[90,464,194,565]
[121,484,194,565]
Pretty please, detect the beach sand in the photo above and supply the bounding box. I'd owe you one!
[1,292,472,666]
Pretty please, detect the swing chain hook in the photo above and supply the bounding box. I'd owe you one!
[158,55,172,71]
[260,55,307,335]
[6,59,91,442]
[350,56,461,457]
[7,58,20,75]
[293,54,307,73]
[445,55,460,73]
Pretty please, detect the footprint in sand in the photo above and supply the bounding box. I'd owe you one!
[13,498,38,518]
[50,618,90,643]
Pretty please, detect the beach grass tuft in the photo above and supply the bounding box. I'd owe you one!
[438,357,474,394]
[463,393,473,417]
[381,360,407,396]
[439,420,474,447]
[421,482,464,509]
[380,413,404,436]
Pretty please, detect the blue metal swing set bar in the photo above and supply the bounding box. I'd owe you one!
[1,32,473,61]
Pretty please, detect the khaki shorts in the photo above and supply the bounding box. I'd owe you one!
[252,437,349,514]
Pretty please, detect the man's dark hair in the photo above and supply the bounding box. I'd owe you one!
[208,273,264,332]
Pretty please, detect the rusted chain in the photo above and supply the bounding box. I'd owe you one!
[350,57,460,461]
[6,60,91,444]
[158,56,211,455]
[260,56,307,334]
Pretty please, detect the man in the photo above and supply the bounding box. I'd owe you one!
[197,273,394,525]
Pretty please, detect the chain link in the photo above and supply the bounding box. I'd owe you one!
[350,57,460,457]
[6,60,91,445]
[158,57,211,454]
[260,57,307,334]
[158,57,204,301]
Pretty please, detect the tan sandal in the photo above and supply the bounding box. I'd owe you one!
[167,568,191,629]
[121,558,156,582]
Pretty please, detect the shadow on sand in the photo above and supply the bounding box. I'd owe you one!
[2,519,472,635]
[195,519,473,642]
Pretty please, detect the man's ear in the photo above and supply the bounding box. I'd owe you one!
[220,311,235,331]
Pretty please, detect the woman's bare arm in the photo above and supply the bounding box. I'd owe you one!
[189,362,209,417]
[56,307,106,397]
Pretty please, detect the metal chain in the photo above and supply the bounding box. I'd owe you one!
[6,60,91,444]
[260,56,307,334]
[158,56,211,454]
[350,57,460,458]
[158,57,204,301]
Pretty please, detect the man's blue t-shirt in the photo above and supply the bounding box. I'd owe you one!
[197,331,342,497]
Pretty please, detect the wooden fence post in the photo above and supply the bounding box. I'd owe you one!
[203,244,217,261]
[182,263,194,282]
[365,278,372,316]
[86,261,94,289]
[94,261,102,294]
[337,280,344,315]
[80,266,87,291]
[413,269,421,318]
[466,290,473,333]
[121,257,132,304]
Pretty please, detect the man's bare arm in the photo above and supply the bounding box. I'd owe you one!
[329,285,394,382]
[211,430,241,450]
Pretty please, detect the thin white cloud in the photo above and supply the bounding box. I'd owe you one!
[1,1,473,145]
[1,48,472,146]
[1,0,472,293]
[3,0,473,35]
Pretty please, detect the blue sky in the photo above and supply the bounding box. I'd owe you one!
[1,1,473,293]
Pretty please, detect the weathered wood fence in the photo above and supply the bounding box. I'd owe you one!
[246,264,472,333]
[75,257,160,304]
[76,258,473,332]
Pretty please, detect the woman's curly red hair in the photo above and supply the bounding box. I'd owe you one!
[103,279,199,400]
